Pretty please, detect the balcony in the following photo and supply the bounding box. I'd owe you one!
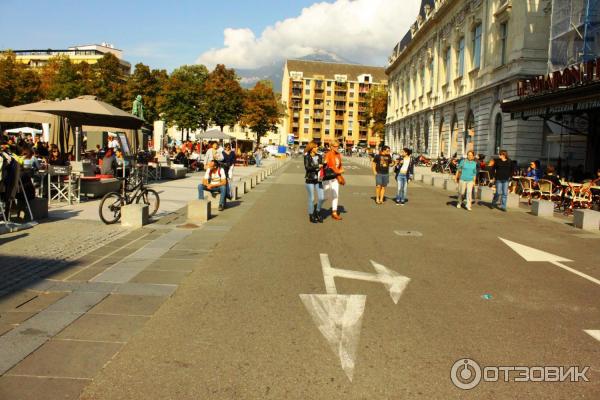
[312,132,322,139]
[313,104,324,110]
[359,134,368,141]
[334,102,346,110]
[314,93,324,99]
[291,91,303,99]
[291,102,302,109]
[292,82,303,89]
[334,83,347,91]
[334,96,346,102]
[292,122,299,128]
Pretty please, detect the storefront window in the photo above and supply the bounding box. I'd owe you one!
[494,113,503,154]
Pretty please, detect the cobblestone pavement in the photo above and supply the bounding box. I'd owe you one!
[0,220,127,297]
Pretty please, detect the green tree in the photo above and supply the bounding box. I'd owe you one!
[0,51,19,106]
[126,63,168,124]
[158,64,208,140]
[42,56,84,100]
[0,51,41,106]
[14,67,42,104]
[240,81,282,143]
[368,86,388,142]
[204,64,244,131]
[92,53,126,107]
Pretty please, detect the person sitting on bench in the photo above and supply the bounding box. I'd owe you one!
[198,160,227,211]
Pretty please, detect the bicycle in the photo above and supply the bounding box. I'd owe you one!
[98,171,160,224]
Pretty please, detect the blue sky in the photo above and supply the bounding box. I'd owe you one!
[0,0,420,71]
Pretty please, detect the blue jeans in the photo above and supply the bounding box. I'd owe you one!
[493,180,509,209]
[255,155,262,167]
[396,174,408,202]
[305,183,324,214]
[198,184,227,207]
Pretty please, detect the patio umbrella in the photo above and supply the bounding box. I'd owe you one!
[0,101,61,138]
[196,129,235,141]
[4,127,43,135]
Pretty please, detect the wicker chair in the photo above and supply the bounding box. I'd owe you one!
[563,182,593,215]
[518,177,539,204]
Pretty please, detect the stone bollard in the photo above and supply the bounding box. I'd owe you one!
[573,209,600,231]
[256,174,262,184]
[414,173,423,182]
[531,199,554,217]
[444,180,458,192]
[422,175,433,185]
[236,182,245,198]
[187,200,211,223]
[506,193,521,209]
[433,176,447,188]
[121,204,149,228]
[250,176,256,188]
[477,186,494,203]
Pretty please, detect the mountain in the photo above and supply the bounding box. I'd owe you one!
[236,51,357,93]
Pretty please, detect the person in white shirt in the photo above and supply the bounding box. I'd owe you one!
[197,160,227,210]
[107,136,120,150]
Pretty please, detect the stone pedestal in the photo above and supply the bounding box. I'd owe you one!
[414,173,423,182]
[531,200,554,217]
[121,204,149,228]
[433,176,447,188]
[187,200,211,223]
[444,180,458,192]
[422,175,433,185]
[573,209,600,231]
[250,177,256,188]
[506,193,521,209]
[477,186,494,203]
[235,183,245,198]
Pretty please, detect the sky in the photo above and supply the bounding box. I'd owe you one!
[0,0,421,71]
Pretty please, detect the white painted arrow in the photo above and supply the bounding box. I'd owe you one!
[500,238,600,287]
[300,254,410,381]
[584,330,600,343]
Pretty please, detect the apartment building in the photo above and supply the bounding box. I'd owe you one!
[10,43,131,75]
[385,0,552,164]
[282,59,387,149]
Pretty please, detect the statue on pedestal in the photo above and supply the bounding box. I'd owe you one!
[132,95,145,121]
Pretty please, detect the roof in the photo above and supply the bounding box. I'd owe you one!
[398,0,434,53]
[285,59,387,83]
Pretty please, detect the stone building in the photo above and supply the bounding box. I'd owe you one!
[385,0,552,164]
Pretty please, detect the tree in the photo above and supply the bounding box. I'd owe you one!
[92,53,126,107]
[204,64,244,131]
[126,63,168,124]
[0,51,41,106]
[41,56,84,101]
[368,86,388,142]
[158,64,208,140]
[240,81,282,143]
[15,67,42,104]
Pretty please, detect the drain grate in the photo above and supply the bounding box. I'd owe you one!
[394,230,423,237]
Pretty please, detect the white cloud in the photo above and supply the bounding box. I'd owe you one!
[197,0,421,69]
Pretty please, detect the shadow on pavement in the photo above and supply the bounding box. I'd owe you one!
[0,233,29,246]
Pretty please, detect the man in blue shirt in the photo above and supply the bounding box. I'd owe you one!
[455,150,478,211]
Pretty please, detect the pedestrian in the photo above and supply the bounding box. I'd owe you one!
[198,160,228,211]
[222,143,236,200]
[254,145,262,167]
[394,148,414,205]
[455,150,478,211]
[371,145,392,204]
[490,150,512,211]
[323,141,345,220]
[304,141,324,223]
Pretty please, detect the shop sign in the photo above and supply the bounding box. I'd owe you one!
[517,57,600,97]
[511,98,600,119]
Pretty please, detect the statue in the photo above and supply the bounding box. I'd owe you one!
[132,95,145,121]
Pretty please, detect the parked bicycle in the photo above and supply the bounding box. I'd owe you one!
[98,171,160,224]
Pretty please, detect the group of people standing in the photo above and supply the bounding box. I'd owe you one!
[197,141,237,211]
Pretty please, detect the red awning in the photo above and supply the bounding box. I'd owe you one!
[346,140,354,144]
[368,141,377,145]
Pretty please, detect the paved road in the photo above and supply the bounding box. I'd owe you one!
[76,158,599,399]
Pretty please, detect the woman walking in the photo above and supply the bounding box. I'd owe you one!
[304,142,324,223]
[323,142,345,220]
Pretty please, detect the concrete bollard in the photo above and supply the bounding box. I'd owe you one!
[121,204,149,228]
[422,175,433,185]
[187,200,211,223]
[444,180,458,192]
[236,182,245,197]
[433,176,447,188]
[531,199,554,217]
[250,177,256,188]
[477,186,494,203]
[573,209,600,231]
[256,174,262,184]
[414,173,423,182]
[506,193,521,209]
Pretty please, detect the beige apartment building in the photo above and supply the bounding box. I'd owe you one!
[282,60,387,149]
[386,0,552,163]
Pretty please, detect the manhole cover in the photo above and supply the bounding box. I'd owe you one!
[394,230,423,237]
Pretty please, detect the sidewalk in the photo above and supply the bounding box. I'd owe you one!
[0,158,291,400]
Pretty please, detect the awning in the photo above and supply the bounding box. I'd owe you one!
[346,140,354,144]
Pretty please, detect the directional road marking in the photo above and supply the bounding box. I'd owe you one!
[584,330,600,343]
[500,238,600,287]
[300,254,410,381]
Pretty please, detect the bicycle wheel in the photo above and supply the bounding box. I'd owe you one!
[137,189,160,217]
[99,192,123,224]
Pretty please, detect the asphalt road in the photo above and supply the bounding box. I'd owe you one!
[81,158,600,399]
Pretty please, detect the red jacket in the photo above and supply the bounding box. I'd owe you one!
[325,150,343,174]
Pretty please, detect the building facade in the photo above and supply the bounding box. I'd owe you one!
[282,60,387,149]
[385,0,552,164]
[11,43,131,75]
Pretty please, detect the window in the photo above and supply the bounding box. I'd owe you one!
[304,128,309,134]
[457,37,465,77]
[420,67,425,95]
[445,47,452,85]
[406,80,411,101]
[304,109,309,115]
[325,119,330,125]
[305,89,310,95]
[327,91,332,96]
[350,83,355,88]
[325,129,330,135]
[473,24,482,69]
[349,111,353,117]
[304,118,309,124]
[494,114,503,154]
[430,61,434,90]
[349,102,354,107]
[304,99,309,105]
[499,22,508,66]
[305,79,311,85]
[327,81,332,87]
[326,110,331,116]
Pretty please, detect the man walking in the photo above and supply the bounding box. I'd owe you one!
[198,160,228,211]
[455,150,478,210]
[395,148,414,205]
[372,146,392,204]
[490,150,511,211]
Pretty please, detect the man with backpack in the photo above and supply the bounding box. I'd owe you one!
[372,146,393,204]
[198,160,227,211]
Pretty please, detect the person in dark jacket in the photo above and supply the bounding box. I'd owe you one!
[490,150,512,211]
[222,143,236,200]
[304,141,324,223]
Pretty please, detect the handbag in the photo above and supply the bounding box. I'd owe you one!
[336,174,346,185]
[323,166,337,181]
